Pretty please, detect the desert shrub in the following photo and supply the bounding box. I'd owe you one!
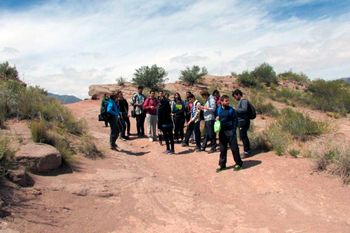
[307,79,350,114]
[132,64,167,91]
[79,134,104,159]
[278,71,310,85]
[288,149,300,158]
[278,108,327,141]
[264,124,291,156]
[30,120,74,162]
[0,137,15,177]
[116,76,126,86]
[237,71,259,87]
[0,62,19,81]
[250,132,271,152]
[180,65,208,86]
[250,95,279,117]
[311,143,350,184]
[252,63,278,86]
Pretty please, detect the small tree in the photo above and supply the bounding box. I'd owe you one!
[0,61,19,81]
[180,65,208,86]
[237,71,258,87]
[252,63,277,86]
[116,76,126,86]
[132,65,167,90]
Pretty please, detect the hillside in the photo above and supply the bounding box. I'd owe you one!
[342,77,350,84]
[1,75,350,233]
[48,92,81,104]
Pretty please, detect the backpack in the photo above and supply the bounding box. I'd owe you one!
[247,101,256,120]
[98,100,110,121]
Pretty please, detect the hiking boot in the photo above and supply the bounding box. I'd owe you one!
[167,150,175,155]
[200,147,206,151]
[148,137,153,142]
[233,164,242,171]
[216,166,226,173]
[181,142,189,147]
[111,146,118,151]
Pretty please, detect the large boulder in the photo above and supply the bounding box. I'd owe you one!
[6,168,34,187]
[15,143,62,173]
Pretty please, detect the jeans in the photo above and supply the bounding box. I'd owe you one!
[239,120,251,152]
[146,114,158,139]
[136,113,146,136]
[202,120,217,150]
[219,129,242,167]
[109,115,119,148]
[184,121,201,149]
[174,116,185,141]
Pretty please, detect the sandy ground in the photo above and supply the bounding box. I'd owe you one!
[1,100,350,233]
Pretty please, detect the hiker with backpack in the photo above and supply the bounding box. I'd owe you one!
[216,95,243,172]
[232,89,256,157]
[199,90,217,153]
[131,86,146,138]
[100,94,109,127]
[107,93,122,151]
[158,92,175,154]
[117,91,130,140]
[143,90,159,142]
[182,94,202,151]
[171,92,186,143]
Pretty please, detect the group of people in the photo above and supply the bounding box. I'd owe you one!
[100,86,253,172]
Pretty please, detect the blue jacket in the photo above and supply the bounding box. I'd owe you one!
[217,105,238,131]
[107,99,120,117]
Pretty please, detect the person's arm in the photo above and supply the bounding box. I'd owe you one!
[107,102,119,116]
[143,98,150,110]
[171,101,178,113]
[232,109,238,129]
[124,99,129,113]
[236,99,248,114]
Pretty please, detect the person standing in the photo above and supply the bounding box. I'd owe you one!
[100,94,109,127]
[216,95,243,172]
[182,94,202,151]
[171,93,186,143]
[143,90,159,141]
[158,94,175,154]
[200,90,217,153]
[213,90,221,108]
[232,89,251,156]
[107,93,121,151]
[117,91,130,140]
[131,86,146,137]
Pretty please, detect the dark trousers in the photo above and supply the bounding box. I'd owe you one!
[136,113,146,136]
[109,116,119,148]
[174,116,185,141]
[104,120,109,127]
[202,120,217,150]
[184,121,201,149]
[219,130,242,167]
[121,114,130,137]
[162,128,175,152]
[239,120,251,152]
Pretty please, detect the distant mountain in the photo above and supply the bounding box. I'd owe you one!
[342,77,350,84]
[48,93,81,104]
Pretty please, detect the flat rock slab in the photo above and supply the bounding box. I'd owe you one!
[15,143,62,173]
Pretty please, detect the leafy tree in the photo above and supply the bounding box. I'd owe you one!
[252,63,277,86]
[132,65,167,90]
[237,71,259,87]
[0,61,19,81]
[180,65,208,86]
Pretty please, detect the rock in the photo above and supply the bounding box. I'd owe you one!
[6,168,34,187]
[15,143,62,173]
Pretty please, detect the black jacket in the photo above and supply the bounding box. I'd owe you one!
[158,98,173,130]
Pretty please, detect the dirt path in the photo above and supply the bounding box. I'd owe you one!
[2,100,350,233]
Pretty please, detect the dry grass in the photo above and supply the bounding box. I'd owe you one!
[0,136,15,177]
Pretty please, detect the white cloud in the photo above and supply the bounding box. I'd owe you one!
[0,0,349,98]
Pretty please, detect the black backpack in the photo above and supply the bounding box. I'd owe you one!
[247,101,256,120]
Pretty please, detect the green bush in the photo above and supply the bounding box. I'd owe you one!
[307,79,350,114]
[288,149,300,158]
[278,108,327,141]
[252,63,278,86]
[278,71,310,85]
[79,134,104,159]
[264,124,291,156]
[132,64,167,91]
[180,65,208,86]
[0,62,19,81]
[0,136,15,177]
[237,71,259,87]
[250,132,271,152]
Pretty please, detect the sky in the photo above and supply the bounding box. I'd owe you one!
[0,0,350,98]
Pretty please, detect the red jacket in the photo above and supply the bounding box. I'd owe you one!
[143,97,158,115]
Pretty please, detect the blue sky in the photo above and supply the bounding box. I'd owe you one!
[0,0,350,97]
